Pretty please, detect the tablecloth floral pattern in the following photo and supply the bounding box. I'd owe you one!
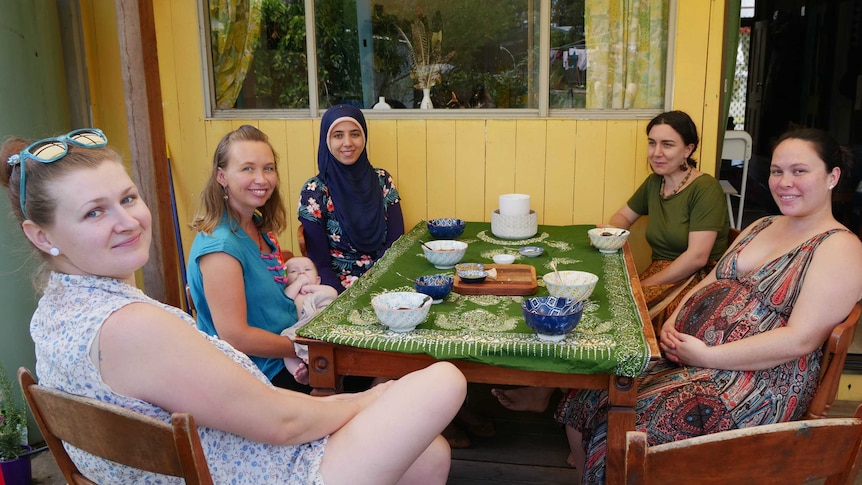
[297,222,650,377]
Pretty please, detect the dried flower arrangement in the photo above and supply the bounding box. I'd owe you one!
[397,8,455,90]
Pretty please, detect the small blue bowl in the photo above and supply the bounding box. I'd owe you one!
[519,246,544,258]
[415,274,454,303]
[427,218,467,239]
[521,296,583,341]
[457,269,487,284]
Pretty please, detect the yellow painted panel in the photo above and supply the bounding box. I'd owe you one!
[454,120,487,222]
[395,120,428,228]
[515,120,548,225]
[284,120,316,255]
[573,122,607,224]
[838,374,862,401]
[544,120,577,226]
[603,120,640,222]
[485,120,517,216]
[635,119,651,184]
[368,120,399,178]
[699,0,730,177]
[426,120,457,219]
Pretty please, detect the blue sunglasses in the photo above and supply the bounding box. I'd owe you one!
[6,128,108,219]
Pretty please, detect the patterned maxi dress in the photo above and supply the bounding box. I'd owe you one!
[555,217,847,484]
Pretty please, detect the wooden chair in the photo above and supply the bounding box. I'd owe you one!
[297,224,307,256]
[805,300,862,419]
[624,404,862,485]
[18,367,213,485]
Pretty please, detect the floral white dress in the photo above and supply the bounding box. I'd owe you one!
[31,273,327,484]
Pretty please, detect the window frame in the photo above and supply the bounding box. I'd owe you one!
[199,0,676,120]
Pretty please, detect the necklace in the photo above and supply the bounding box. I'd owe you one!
[661,169,692,199]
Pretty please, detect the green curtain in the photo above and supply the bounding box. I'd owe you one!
[210,0,263,109]
[585,0,668,109]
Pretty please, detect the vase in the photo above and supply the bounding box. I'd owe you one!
[420,88,434,109]
[372,96,391,110]
[0,446,32,485]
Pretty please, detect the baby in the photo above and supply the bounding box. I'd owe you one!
[280,256,338,385]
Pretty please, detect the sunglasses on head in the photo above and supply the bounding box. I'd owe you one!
[6,128,108,219]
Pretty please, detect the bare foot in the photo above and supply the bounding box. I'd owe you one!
[490,386,554,412]
[292,362,309,385]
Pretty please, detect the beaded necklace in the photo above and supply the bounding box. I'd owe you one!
[660,169,692,199]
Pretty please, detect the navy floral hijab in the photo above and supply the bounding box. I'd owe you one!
[317,105,386,253]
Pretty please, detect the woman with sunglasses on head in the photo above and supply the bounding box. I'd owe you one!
[1,129,466,485]
[298,104,405,293]
[187,125,313,390]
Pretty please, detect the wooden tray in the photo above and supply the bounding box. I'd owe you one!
[453,264,538,296]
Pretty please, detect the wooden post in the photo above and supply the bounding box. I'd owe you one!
[113,0,181,306]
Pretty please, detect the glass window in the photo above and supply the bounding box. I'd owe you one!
[204,0,669,113]
[551,0,669,110]
[314,0,539,110]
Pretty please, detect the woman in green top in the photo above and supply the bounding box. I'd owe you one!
[492,112,729,415]
[607,110,729,322]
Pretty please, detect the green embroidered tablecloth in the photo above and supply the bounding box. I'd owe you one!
[297,221,651,377]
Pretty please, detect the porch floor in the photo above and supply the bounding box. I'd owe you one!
[26,387,862,484]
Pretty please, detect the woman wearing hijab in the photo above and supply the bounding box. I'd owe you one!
[298,105,405,293]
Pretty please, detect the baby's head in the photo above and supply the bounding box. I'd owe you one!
[285,256,319,284]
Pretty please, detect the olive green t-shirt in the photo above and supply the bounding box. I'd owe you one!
[627,173,729,261]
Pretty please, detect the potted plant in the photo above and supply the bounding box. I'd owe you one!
[0,364,31,485]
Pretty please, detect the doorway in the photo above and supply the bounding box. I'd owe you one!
[733,0,862,230]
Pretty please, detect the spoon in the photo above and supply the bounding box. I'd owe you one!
[551,260,562,283]
[395,271,416,284]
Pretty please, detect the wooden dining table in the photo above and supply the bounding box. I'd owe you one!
[296,221,660,484]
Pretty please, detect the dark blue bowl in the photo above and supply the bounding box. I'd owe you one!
[427,218,466,239]
[414,274,454,303]
[521,297,583,341]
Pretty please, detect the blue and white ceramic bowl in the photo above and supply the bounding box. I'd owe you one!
[427,218,467,239]
[542,270,598,302]
[371,292,433,332]
[521,296,583,341]
[519,246,544,258]
[414,274,454,303]
[423,240,468,269]
[457,269,487,284]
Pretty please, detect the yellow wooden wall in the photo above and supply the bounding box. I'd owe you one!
[83,0,727,267]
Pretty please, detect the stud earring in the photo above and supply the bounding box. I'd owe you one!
[49,247,60,257]
[828,184,835,190]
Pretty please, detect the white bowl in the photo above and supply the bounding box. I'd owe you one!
[371,292,433,332]
[587,227,630,253]
[422,240,468,269]
[493,254,516,265]
[542,270,599,302]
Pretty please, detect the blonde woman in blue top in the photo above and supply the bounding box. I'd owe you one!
[188,125,307,391]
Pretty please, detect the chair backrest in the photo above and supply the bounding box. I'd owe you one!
[18,368,213,485]
[625,404,862,485]
[298,224,307,256]
[805,301,862,419]
[721,130,753,162]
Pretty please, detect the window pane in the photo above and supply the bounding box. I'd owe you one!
[314,0,539,109]
[209,0,310,110]
[550,0,668,110]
